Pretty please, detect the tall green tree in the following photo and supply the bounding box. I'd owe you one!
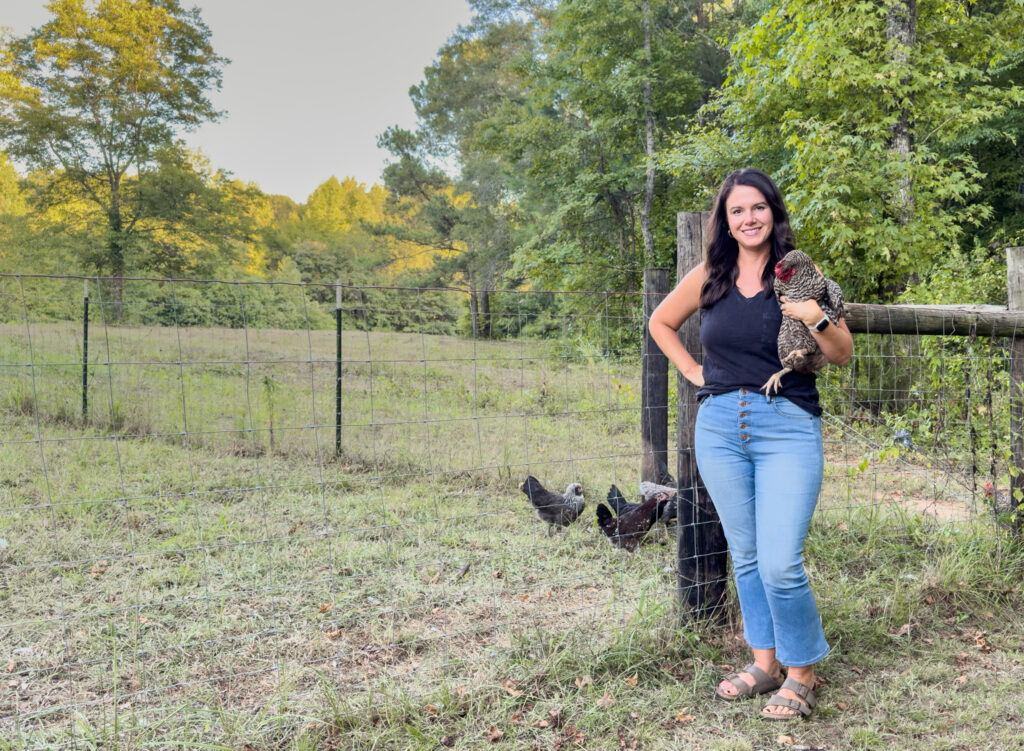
[665,0,1024,301]
[487,0,721,291]
[0,0,226,297]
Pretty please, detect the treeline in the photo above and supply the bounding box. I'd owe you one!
[1,0,1022,337]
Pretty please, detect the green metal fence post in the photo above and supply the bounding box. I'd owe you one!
[82,278,89,422]
[335,280,342,457]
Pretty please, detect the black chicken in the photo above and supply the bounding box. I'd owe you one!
[654,458,677,489]
[605,484,639,516]
[595,495,661,552]
[763,249,844,395]
[519,475,585,536]
[607,483,677,524]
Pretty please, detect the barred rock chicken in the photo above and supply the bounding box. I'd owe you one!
[519,476,585,536]
[639,481,679,524]
[762,249,845,395]
[595,495,661,552]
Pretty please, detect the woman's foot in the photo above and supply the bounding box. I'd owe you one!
[761,672,822,719]
[715,660,783,700]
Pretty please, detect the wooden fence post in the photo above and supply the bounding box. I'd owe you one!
[641,268,670,483]
[676,211,728,619]
[1007,247,1024,538]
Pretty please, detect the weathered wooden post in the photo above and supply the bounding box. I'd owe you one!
[1007,247,1024,538]
[676,211,728,619]
[641,268,670,483]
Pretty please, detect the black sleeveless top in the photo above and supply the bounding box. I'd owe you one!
[696,286,821,416]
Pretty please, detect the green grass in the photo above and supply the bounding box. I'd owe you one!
[1,322,1022,750]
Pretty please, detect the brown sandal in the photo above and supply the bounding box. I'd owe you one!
[760,676,817,720]
[714,663,782,701]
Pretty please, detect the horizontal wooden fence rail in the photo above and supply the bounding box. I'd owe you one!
[844,303,1024,337]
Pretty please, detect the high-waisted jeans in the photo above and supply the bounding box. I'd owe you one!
[694,389,829,667]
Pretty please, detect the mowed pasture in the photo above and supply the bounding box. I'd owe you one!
[1,321,1023,750]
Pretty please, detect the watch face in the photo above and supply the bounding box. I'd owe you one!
[815,317,830,332]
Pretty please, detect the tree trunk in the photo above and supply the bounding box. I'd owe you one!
[107,180,126,320]
[640,0,656,267]
[887,0,916,227]
[480,288,491,338]
[468,273,480,338]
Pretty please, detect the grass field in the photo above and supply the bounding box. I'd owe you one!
[1,321,1023,750]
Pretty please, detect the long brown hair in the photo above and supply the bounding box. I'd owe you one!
[700,168,795,309]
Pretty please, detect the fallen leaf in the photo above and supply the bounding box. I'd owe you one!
[836,701,849,711]
[484,725,503,742]
[5,662,13,673]
[925,595,934,605]
[955,674,968,684]
[596,692,615,708]
[674,709,695,723]
[624,672,638,687]
[500,679,523,697]
[521,594,530,601]
[548,706,564,728]
[318,602,333,613]
[777,735,795,746]
[531,719,549,728]
[492,571,503,579]
[836,521,848,531]
[325,629,342,640]
[423,704,439,714]
[574,675,592,688]
[440,736,455,748]
[629,711,639,719]
[891,622,916,637]
[510,711,522,723]
[851,665,864,676]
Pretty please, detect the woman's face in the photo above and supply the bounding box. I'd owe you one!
[724,184,774,254]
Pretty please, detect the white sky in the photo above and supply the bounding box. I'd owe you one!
[2,0,473,202]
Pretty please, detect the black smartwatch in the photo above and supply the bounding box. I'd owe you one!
[809,316,830,333]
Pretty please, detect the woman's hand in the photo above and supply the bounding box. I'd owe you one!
[778,295,823,328]
[779,295,853,366]
[684,364,704,387]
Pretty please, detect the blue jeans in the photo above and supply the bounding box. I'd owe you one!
[694,389,829,667]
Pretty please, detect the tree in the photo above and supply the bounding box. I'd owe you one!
[0,0,226,300]
[665,0,1024,301]
[483,0,716,292]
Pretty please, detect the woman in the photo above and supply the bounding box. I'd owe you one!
[649,168,852,720]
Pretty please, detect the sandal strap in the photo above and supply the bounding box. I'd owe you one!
[763,694,812,716]
[779,677,817,708]
[742,663,777,686]
[722,663,779,697]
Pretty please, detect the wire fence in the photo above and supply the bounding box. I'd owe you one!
[0,274,1013,748]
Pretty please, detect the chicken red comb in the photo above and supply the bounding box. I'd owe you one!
[775,258,794,282]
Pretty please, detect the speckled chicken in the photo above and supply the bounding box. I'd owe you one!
[519,476,585,536]
[762,250,844,395]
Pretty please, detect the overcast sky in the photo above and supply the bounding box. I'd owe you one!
[2,0,473,202]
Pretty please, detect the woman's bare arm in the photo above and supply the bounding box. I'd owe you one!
[648,264,707,386]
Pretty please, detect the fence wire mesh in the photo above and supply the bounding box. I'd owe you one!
[0,274,1013,748]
